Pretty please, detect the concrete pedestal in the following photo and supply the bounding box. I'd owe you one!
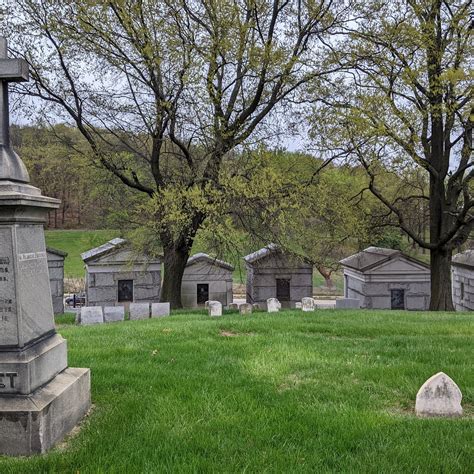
[0,182,91,456]
[0,368,91,455]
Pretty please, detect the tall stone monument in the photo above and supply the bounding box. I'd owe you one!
[0,38,90,456]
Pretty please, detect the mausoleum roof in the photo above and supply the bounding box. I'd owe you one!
[340,246,429,272]
[46,247,68,258]
[452,249,474,268]
[243,244,280,263]
[81,238,127,263]
[186,252,234,271]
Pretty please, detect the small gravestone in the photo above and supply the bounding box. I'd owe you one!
[415,372,463,417]
[130,303,150,320]
[80,306,104,325]
[295,302,302,309]
[267,298,281,313]
[151,302,170,318]
[208,301,222,317]
[252,303,261,310]
[336,298,361,309]
[301,297,315,312]
[228,303,239,310]
[316,303,335,310]
[104,306,125,323]
[239,303,253,315]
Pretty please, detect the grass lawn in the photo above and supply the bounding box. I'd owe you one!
[1,310,472,472]
[45,229,119,278]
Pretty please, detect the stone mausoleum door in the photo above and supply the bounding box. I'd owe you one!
[276,278,291,301]
[197,283,209,305]
[118,279,134,303]
[391,289,405,310]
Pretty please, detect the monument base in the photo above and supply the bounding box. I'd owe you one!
[0,367,90,456]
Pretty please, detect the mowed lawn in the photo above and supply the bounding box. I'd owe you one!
[2,310,473,472]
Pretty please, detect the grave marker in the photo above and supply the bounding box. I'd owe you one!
[415,372,463,417]
[0,38,90,455]
[104,306,124,323]
[208,301,222,317]
[301,297,315,312]
[267,298,281,313]
[151,302,170,318]
[239,303,253,315]
[80,306,104,325]
[130,303,150,320]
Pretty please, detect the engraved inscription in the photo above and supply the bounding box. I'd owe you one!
[0,372,18,389]
[0,253,14,323]
[15,225,55,345]
[18,258,47,278]
[0,227,18,346]
[18,251,47,261]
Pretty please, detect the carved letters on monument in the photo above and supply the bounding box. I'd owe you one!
[0,228,17,346]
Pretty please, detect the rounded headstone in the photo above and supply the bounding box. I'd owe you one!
[415,372,463,417]
[267,298,281,313]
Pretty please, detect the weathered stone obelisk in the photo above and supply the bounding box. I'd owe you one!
[0,38,90,456]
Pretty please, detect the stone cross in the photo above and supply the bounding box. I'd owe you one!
[0,37,30,183]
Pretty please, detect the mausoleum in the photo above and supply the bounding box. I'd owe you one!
[181,253,234,308]
[47,247,67,314]
[82,238,162,307]
[340,247,430,310]
[451,249,474,311]
[244,244,313,309]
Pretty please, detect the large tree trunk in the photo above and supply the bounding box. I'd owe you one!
[160,241,191,309]
[317,266,334,289]
[429,247,454,311]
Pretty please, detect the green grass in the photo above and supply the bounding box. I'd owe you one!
[45,229,119,278]
[1,310,473,472]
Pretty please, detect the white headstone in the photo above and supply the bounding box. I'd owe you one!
[208,301,222,317]
[295,302,302,309]
[415,372,463,417]
[267,298,281,313]
[103,306,124,323]
[129,303,150,320]
[239,303,253,315]
[301,297,315,312]
[79,306,104,325]
[336,298,361,309]
[151,302,170,318]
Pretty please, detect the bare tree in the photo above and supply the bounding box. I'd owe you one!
[11,0,349,307]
